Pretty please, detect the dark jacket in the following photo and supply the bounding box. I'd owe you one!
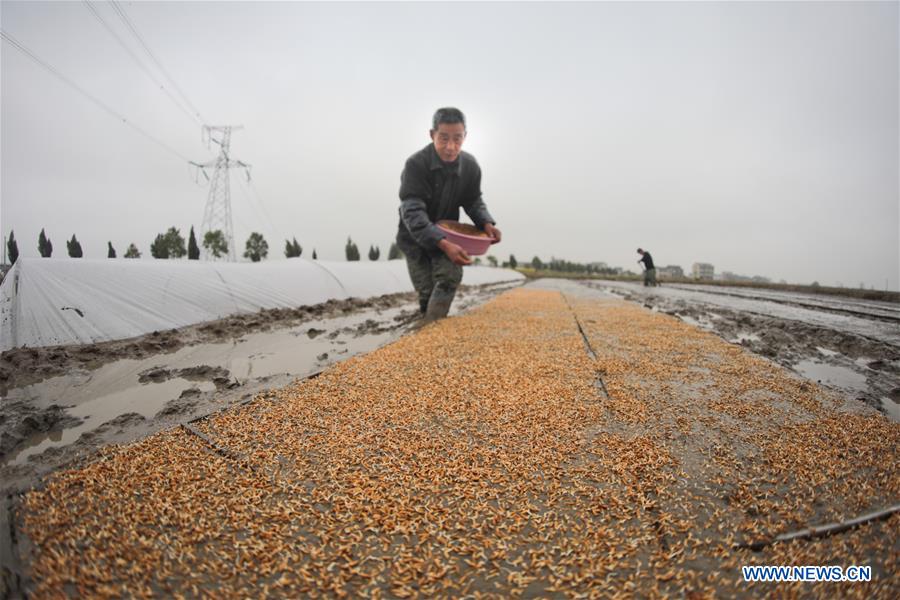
[397,144,495,253]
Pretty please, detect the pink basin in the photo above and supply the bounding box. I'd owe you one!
[436,221,494,256]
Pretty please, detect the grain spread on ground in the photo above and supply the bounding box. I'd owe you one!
[19,289,899,598]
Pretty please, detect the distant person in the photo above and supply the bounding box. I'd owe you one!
[396,107,501,322]
[637,248,657,287]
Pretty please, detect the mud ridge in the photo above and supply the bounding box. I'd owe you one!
[0,404,81,462]
[0,291,420,393]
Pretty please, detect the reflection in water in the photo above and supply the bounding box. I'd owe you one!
[793,359,868,393]
[880,397,900,421]
[732,332,761,343]
[3,303,420,466]
[9,378,217,465]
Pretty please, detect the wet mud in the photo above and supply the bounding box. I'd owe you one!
[0,405,80,459]
[0,293,419,394]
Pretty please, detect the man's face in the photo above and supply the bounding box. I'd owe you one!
[430,122,466,163]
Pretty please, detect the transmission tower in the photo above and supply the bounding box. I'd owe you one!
[191,126,250,261]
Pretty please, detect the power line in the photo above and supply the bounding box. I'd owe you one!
[1,29,192,163]
[238,129,292,245]
[237,172,288,247]
[110,0,207,125]
[82,0,200,127]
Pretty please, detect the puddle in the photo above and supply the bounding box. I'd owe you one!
[880,397,900,421]
[793,359,868,394]
[731,332,761,343]
[677,314,715,330]
[2,307,410,467]
[184,311,401,383]
[9,378,218,465]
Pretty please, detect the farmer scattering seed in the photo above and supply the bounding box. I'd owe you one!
[20,289,899,598]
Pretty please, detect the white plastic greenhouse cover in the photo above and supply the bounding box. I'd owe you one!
[0,258,524,351]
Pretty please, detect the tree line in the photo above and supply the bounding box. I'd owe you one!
[523,256,620,275]
[344,238,403,262]
[471,254,619,275]
[7,229,609,275]
[4,228,404,265]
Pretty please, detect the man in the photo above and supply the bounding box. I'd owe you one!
[637,248,657,287]
[396,107,501,322]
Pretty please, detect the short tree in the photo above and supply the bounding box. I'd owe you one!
[107,241,116,258]
[244,232,269,262]
[38,229,53,258]
[368,245,380,261]
[388,242,402,260]
[124,243,141,258]
[509,254,518,269]
[487,255,498,267]
[67,234,84,258]
[7,231,18,265]
[345,237,360,261]
[531,256,543,270]
[312,249,317,260]
[203,230,228,259]
[150,234,170,259]
[284,237,302,258]
[188,227,200,260]
[162,227,187,258]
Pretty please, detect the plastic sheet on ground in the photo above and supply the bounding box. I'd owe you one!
[0,258,524,351]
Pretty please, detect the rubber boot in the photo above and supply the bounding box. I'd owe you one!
[423,285,456,323]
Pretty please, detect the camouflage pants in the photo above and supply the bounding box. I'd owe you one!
[402,245,463,313]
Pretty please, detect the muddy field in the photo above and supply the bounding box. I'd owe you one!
[583,280,900,421]
[0,283,518,497]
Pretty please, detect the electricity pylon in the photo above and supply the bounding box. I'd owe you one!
[191,125,250,261]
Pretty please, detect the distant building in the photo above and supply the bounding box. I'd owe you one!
[692,263,715,280]
[657,265,684,279]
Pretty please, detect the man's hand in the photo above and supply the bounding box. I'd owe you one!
[483,223,502,244]
[438,239,473,265]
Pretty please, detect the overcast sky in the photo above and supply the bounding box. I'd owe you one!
[2,1,898,289]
